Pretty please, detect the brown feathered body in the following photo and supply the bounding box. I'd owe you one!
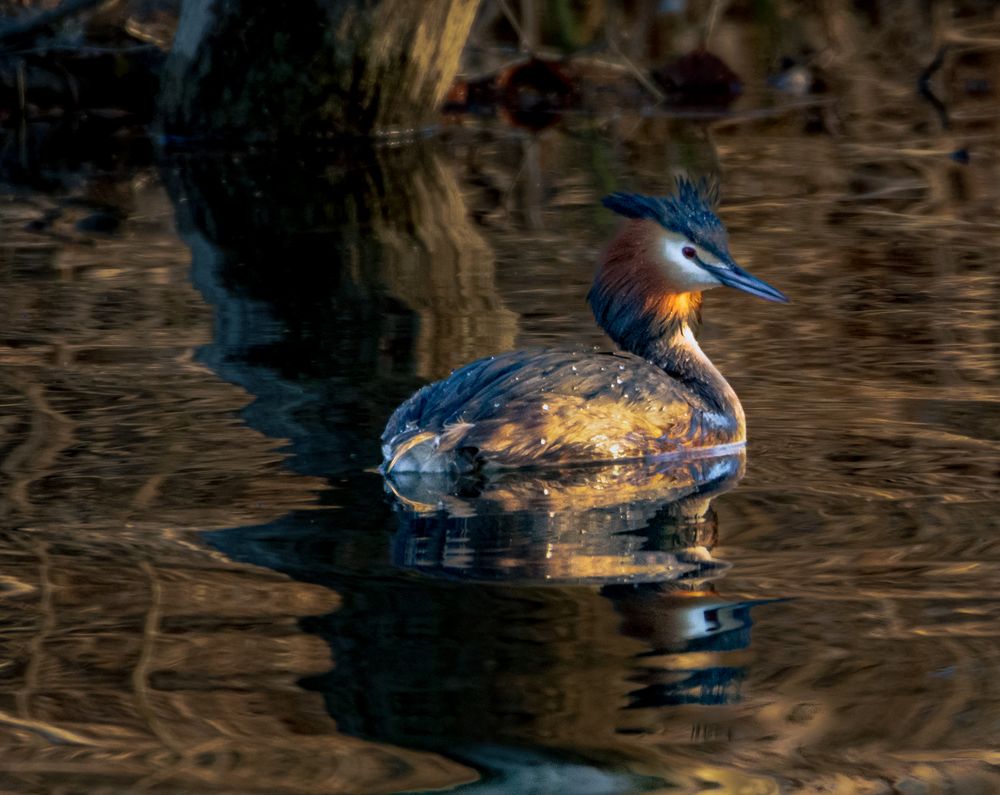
[381,218,744,474]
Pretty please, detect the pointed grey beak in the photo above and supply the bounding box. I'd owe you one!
[702,256,789,303]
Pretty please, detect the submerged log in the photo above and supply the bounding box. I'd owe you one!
[160,0,480,139]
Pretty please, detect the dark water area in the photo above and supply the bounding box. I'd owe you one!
[1,6,1000,794]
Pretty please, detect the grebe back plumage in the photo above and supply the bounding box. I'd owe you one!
[381,178,787,475]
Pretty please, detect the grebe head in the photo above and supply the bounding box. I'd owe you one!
[589,178,787,358]
[601,178,788,303]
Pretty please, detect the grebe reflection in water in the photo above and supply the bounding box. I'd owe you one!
[388,449,745,585]
[381,178,787,475]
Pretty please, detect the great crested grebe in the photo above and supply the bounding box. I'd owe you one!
[381,178,787,475]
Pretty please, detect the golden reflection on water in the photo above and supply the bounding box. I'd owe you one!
[387,451,743,582]
[0,3,998,793]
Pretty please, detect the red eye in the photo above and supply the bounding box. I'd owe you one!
[682,246,696,259]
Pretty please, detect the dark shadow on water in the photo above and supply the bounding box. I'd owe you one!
[160,141,516,478]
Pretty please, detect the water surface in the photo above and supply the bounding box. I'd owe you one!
[0,6,999,794]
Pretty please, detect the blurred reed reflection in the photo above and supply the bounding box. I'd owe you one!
[0,164,476,794]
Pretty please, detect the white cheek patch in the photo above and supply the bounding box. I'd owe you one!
[660,237,723,290]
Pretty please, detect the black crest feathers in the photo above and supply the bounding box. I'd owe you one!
[601,176,727,258]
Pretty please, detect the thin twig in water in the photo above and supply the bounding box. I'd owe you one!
[7,43,160,57]
[918,45,950,130]
[703,0,728,49]
[607,35,665,102]
[15,58,25,115]
[16,59,27,168]
[496,0,530,52]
